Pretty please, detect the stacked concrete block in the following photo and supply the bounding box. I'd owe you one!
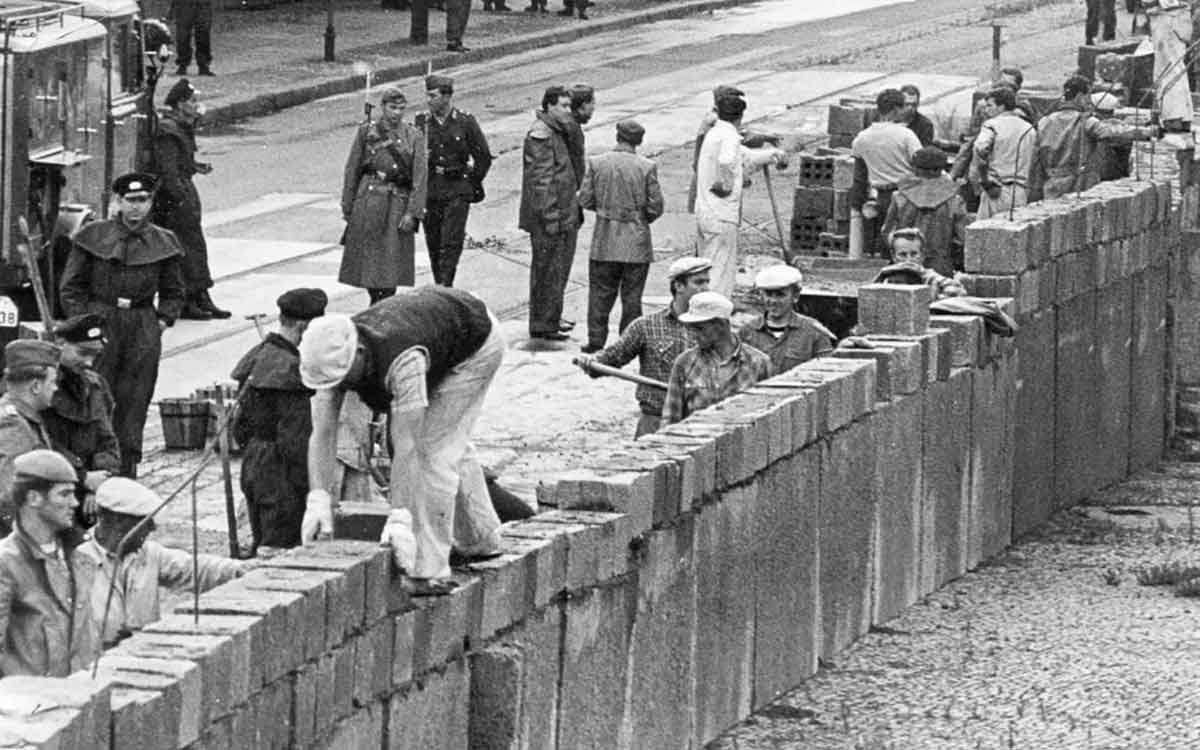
[858,283,932,335]
[792,152,854,254]
[1011,309,1057,538]
[0,675,110,749]
[967,355,1017,567]
[1094,278,1133,489]
[387,658,471,750]
[920,368,973,592]
[871,395,924,624]
[1130,263,1168,472]
[833,337,924,401]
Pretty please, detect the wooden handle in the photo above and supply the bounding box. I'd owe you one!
[573,357,668,390]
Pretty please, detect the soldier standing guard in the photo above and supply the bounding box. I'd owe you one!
[60,173,187,479]
[231,288,328,555]
[152,79,230,321]
[0,340,61,535]
[415,75,492,287]
[43,315,121,528]
[340,87,428,305]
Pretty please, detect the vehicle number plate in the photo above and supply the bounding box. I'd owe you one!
[0,298,18,328]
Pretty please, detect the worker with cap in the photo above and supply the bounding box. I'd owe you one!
[880,146,969,276]
[663,291,772,424]
[577,255,709,436]
[61,171,187,480]
[1032,74,1158,201]
[578,119,664,353]
[687,85,781,213]
[414,75,492,287]
[738,265,835,374]
[152,79,229,321]
[78,477,242,647]
[42,314,121,528]
[298,287,504,597]
[231,287,329,555]
[1090,90,1133,182]
[695,94,788,297]
[340,86,427,305]
[0,449,98,677]
[0,340,62,534]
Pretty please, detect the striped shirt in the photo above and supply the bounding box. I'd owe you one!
[595,306,696,417]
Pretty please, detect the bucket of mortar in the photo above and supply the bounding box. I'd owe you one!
[195,382,242,454]
[159,398,211,450]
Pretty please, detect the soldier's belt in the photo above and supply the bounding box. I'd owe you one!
[105,297,155,310]
[432,166,467,177]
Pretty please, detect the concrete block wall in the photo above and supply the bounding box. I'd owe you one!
[23,178,1175,750]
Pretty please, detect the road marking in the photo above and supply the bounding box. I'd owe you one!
[202,192,329,230]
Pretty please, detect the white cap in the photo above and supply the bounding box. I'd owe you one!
[299,314,359,390]
[95,477,160,517]
[754,264,804,290]
[667,256,713,281]
[678,291,734,323]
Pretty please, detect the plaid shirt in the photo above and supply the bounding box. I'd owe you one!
[662,339,773,425]
[594,306,695,417]
[738,312,834,375]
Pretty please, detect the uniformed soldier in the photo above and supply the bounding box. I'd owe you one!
[231,287,328,555]
[0,340,61,535]
[43,314,121,528]
[415,75,493,287]
[61,172,187,479]
[738,265,834,375]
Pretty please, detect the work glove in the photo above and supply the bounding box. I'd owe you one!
[380,508,417,573]
[301,489,334,543]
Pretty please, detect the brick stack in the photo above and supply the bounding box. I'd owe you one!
[826,99,874,149]
[791,152,854,255]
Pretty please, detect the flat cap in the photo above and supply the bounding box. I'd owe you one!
[277,288,328,321]
[678,291,733,323]
[5,339,60,370]
[667,256,713,281]
[712,84,745,101]
[754,264,804,290]
[425,74,453,93]
[164,77,196,109]
[299,314,359,389]
[95,477,160,517]
[380,86,407,104]
[54,314,106,344]
[13,450,76,483]
[911,147,948,172]
[616,119,645,145]
[112,172,157,197]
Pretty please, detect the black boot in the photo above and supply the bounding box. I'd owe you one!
[198,290,232,319]
[180,300,213,320]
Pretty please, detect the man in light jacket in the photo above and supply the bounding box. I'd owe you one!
[972,86,1037,219]
[578,119,664,352]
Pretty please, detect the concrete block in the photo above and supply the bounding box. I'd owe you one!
[498,525,568,607]
[1095,279,1133,489]
[752,451,820,706]
[929,315,984,368]
[116,631,240,726]
[826,103,868,135]
[964,219,1032,274]
[759,372,831,435]
[858,283,932,335]
[586,444,687,524]
[1017,267,1041,315]
[819,421,876,658]
[872,396,924,624]
[540,509,637,582]
[833,155,856,190]
[692,488,755,745]
[557,581,637,749]
[261,540,377,648]
[467,606,562,750]
[354,617,395,707]
[1130,267,1167,472]
[237,565,336,664]
[293,662,320,747]
[623,519,697,750]
[251,674,293,748]
[968,356,1016,568]
[637,431,718,505]
[95,651,203,748]
[388,658,471,750]
[465,550,532,642]
[920,368,973,592]
[1047,206,1070,257]
[142,614,257,708]
[793,357,877,423]
[552,468,654,538]
[1054,292,1099,506]
[331,638,357,722]
[794,185,835,217]
[837,338,923,400]
[392,608,417,689]
[0,675,111,750]
[411,574,482,674]
[746,386,818,451]
[871,331,950,385]
[661,419,749,492]
[1011,310,1057,539]
[324,703,384,750]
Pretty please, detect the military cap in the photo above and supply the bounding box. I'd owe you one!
[380,86,407,105]
[425,74,454,94]
[616,119,645,145]
[53,314,106,344]
[164,77,196,109]
[277,288,329,321]
[667,256,713,282]
[112,172,157,198]
[5,339,60,370]
[911,147,948,172]
[13,450,77,484]
[299,314,359,389]
[678,291,734,324]
[754,264,804,290]
[95,477,160,517]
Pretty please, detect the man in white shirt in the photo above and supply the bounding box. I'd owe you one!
[694,94,787,297]
[972,86,1037,219]
[850,88,922,259]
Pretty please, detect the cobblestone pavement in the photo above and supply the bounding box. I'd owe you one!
[710,464,1200,749]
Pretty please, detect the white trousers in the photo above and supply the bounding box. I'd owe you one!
[696,216,740,298]
[1152,7,1195,124]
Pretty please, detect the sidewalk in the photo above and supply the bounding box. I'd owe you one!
[145,0,756,124]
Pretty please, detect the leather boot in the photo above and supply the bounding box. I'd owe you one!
[198,290,232,319]
[180,301,213,320]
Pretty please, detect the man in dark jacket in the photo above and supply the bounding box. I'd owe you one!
[414,75,492,287]
[881,146,969,275]
[171,0,213,76]
[231,288,328,554]
[900,84,935,147]
[61,172,187,479]
[298,287,504,596]
[152,79,229,321]
[43,314,121,527]
[519,86,581,341]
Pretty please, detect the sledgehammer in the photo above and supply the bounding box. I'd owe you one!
[574,356,668,390]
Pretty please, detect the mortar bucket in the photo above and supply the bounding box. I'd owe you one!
[159,398,211,450]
